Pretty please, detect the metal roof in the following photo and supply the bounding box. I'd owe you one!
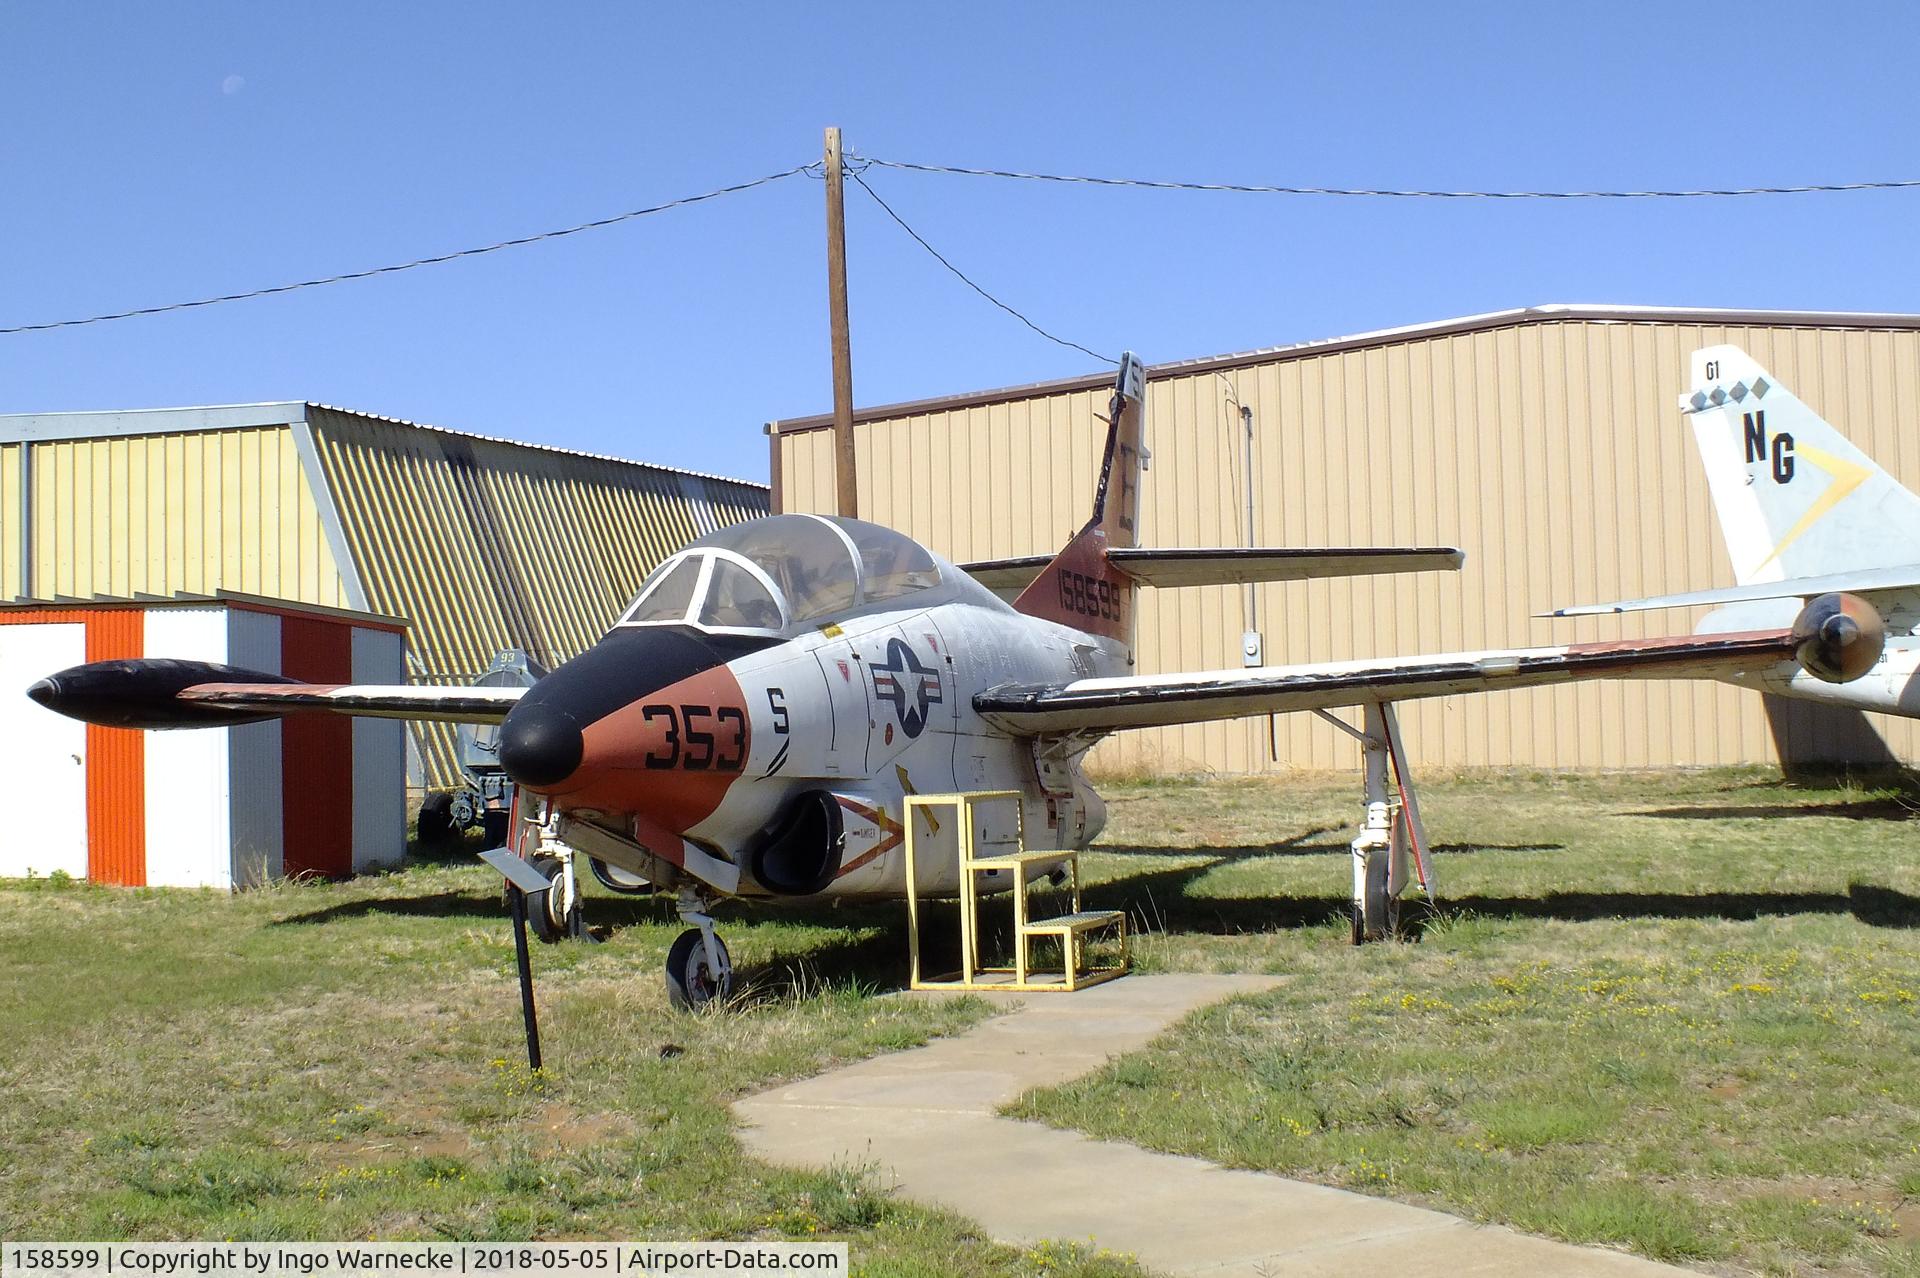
[297,406,768,786]
[0,400,766,490]
[1,588,407,629]
[1,398,771,791]
[767,303,1920,435]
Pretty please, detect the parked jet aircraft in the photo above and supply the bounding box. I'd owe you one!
[29,354,1881,1007]
[1551,344,1912,716]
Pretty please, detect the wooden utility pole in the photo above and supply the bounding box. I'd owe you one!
[824,125,858,517]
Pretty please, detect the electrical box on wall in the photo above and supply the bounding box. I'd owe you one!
[1242,629,1263,667]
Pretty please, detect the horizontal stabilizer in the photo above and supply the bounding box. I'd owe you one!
[963,545,1462,593]
[1546,563,1920,616]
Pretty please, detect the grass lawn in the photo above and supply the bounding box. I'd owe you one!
[0,852,1140,1276]
[1013,766,1920,1277]
[2,769,1915,1277]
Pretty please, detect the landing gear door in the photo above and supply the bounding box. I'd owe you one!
[854,623,953,774]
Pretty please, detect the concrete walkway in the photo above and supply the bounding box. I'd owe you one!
[735,974,1687,1277]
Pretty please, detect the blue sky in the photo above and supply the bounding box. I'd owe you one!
[2,3,1916,482]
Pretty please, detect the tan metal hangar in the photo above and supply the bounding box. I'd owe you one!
[0,403,769,788]
[769,305,1920,773]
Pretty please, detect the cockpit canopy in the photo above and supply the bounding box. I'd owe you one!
[618,514,947,635]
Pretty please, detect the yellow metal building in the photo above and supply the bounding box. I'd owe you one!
[2,402,767,786]
[770,305,1920,773]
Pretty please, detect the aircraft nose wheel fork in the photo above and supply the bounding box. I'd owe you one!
[522,852,584,944]
[668,888,733,1011]
[518,805,587,944]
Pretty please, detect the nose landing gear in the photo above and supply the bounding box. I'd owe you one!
[514,800,586,943]
[668,886,733,1011]
[523,853,582,943]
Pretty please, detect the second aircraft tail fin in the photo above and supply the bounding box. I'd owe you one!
[1685,344,1920,584]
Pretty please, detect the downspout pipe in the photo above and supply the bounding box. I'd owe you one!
[15,443,30,599]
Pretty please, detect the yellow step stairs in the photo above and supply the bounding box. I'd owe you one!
[904,790,1129,992]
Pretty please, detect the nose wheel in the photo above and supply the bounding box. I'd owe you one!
[510,800,584,945]
[668,888,733,1011]
[524,854,582,944]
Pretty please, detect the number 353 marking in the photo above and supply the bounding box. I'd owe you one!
[640,703,746,771]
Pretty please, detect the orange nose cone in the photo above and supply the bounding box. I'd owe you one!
[567,663,754,831]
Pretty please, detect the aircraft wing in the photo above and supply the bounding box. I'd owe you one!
[28,658,524,729]
[974,631,1799,735]
[962,546,1462,593]
[173,682,523,723]
[1546,563,1920,616]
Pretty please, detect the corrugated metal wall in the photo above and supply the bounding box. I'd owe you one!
[776,317,1920,771]
[4,408,769,791]
[1,427,347,605]
[308,408,770,784]
[2,444,19,599]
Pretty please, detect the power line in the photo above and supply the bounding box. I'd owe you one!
[858,155,1920,200]
[16,147,1913,341]
[0,165,811,336]
[848,168,1117,366]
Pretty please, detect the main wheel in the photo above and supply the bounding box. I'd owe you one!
[1352,847,1398,944]
[416,792,454,845]
[524,855,576,944]
[665,927,732,1011]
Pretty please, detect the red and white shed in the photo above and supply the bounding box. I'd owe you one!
[0,593,408,888]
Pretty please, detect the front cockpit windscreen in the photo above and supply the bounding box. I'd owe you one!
[618,514,947,633]
[623,555,704,624]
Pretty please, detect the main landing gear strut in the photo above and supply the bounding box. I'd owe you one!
[1316,702,1434,943]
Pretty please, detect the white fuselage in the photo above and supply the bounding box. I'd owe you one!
[560,593,1130,902]
[1741,636,1920,716]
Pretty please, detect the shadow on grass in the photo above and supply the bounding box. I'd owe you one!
[266,885,966,998]
[1631,800,1916,821]
[1101,836,1563,859]
[725,872,1920,997]
[1086,857,1920,935]
[270,890,678,932]
[1716,765,1920,797]
[265,850,1920,1001]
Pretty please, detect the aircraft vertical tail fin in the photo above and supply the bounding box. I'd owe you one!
[1686,345,1920,584]
[1012,352,1147,647]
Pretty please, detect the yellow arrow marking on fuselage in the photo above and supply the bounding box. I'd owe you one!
[1751,441,1872,575]
[896,764,941,836]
